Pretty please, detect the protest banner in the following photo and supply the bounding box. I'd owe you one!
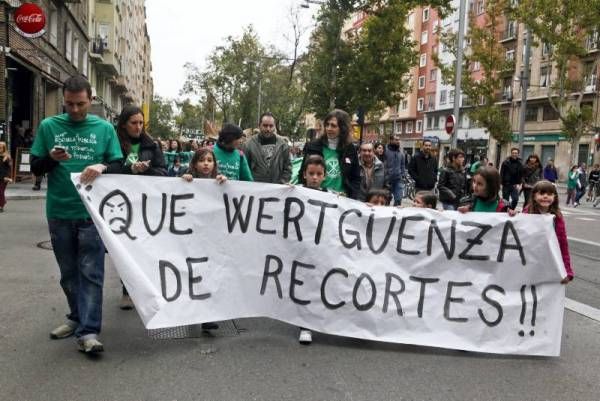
[72,174,567,356]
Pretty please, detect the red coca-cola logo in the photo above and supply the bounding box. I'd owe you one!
[14,3,46,35]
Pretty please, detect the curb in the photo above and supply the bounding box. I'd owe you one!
[6,195,47,200]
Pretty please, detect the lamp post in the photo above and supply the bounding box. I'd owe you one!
[451,0,467,149]
[517,28,532,155]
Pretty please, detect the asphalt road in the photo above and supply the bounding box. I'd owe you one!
[1,199,599,401]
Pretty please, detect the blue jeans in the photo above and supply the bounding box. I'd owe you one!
[48,219,105,338]
[502,185,520,210]
[390,179,404,206]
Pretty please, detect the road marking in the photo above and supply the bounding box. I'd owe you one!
[576,217,597,222]
[565,298,600,322]
[567,237,600,247]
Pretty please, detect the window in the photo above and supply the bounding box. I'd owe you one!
[72,37,79,67]
[416,120,423,133]
[578,144,590,166]
[406,121,414,133]
[539,66,550,87]
[98,23,110,48]
[421,31,428,45]
[418,76,426,89]
[398,99,408,113]
[429,68,437,81]
[541,145,555,165]
[505,20,516,39]
[439,89,447,105]
[449,90,455,104]
[427,94,435,111]
[82,50,88,76]
[586,30,599,51]
[542,42,553,57]
[65,27,72,61]
[438,116,445,128]
[502,78,513,100]
[419,54,427,67]
[477,0,485,14]
[48,6,58,47]
[417,98,424,111]
[584,62,598,90]
[422,8,430,22]
[426,116,434,129]
[473,61,481,71]
[525,106,538,122]
[393,120,401,133]
[505,49,515,62]
[542,104,559,121]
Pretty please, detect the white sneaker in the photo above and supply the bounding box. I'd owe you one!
[299,329,312,345]
[77,337,104,354]
[49,322,77,339]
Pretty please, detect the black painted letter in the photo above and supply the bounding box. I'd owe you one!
[260,255,284,298]
[478,284,505,327]
[443,281,472,322]
[320,268,348,310]
[338,209,362,250]
[159,260,182,302]
[409,276,440,318]
[170,194,194,235]
[290,260,315,305]
[497,221,526,265]
[352,273,377,311]
[186,257,210,300]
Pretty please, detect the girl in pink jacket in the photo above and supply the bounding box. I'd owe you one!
[523,180,573,283]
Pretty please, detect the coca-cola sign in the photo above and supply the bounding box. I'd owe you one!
[14,3,46,38]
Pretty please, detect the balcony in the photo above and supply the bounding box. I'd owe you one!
[499,25,518,43]
[585,34,599,53]
[89,37,107,61]
[114,75,128,93]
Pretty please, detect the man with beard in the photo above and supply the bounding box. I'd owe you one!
[383,134,406,205]
[243,112,291,184]
[30,75,123,354]
[499,147,524,209]
[408,139,438,193]
[357,142,385,201]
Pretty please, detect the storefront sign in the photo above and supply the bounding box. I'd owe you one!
[14,3,46,38]
[511,133,568,143]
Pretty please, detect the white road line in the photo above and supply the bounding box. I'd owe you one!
[576,217,597,221]
[565,298,600,322]
[567,237,600,247]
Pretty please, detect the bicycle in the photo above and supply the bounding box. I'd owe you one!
[403,176,416,200]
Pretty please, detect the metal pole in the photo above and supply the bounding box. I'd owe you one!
[257,77,262,126]
[517,28,532,155]
[451,0,467,149]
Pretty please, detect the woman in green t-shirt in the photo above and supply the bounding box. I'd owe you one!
[299,109,361,199]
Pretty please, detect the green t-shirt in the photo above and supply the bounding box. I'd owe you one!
[126,143,140,165]
[567,171,578,190]
[179,151,194,167]
[31,113,123,219]
[163,151,177,168]
[322,146,344,193]
[469,161,481,174]
[213,143,254,181]
[473,197,500,212]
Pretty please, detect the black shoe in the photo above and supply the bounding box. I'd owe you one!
[32,185,41,191]
[201,322,219,330]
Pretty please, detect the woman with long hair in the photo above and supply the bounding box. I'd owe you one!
[107,105,167,309]
[522,153,542,205]
[299,109,361,199]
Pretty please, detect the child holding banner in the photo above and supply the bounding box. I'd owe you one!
[297,154,328,344]
[181,148,227,183]
[366,189,391,206]
[413,191,437,209]
[523,180,573,283]
[458,166,511,213]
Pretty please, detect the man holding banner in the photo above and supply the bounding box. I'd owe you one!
[31,75,123,354]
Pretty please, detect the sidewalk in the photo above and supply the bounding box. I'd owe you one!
[5,181,47,200]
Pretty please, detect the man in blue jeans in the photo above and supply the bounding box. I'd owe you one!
[31,75,123,354]
[384,134,406,205]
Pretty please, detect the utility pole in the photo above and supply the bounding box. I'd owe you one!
[451,0,467,149]
[517,28,532,155]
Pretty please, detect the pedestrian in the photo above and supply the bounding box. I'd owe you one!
[0,141,12,212]
[374,142,385,163]
[499,147,524,210]
[566,165,579,206]
[168,156,186,177]
[521,153,542,205]
[574,163,588,207]
[543,159,558,183]
[586,164,599,202]
[179,141,194,168]
[408,139,438,193]
[243,112,292,184]
[459,166,512,213]
[358,142,385,202]
[108,104,167,310]
[384,134,406,205]
[30,75,123,354]
[297,154,329,345]
[366,188,391,206]
[437,148,467,210]
[213,123,253,181]
[523,180,573,283]
[413,191,437,209]
[300,109,360,198]
[164,139,181,169]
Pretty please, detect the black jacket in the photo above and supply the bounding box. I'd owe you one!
[408,152,438,190]
[300,139,361,200]
[500,157,524,186]
[438,166,467,206]
[0,157,11,180]
[106,134,167,176]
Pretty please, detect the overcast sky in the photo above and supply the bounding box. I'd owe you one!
[145,0,318,100]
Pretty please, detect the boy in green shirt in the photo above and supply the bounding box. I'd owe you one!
[213,123,253,181]
[30,75,123,354]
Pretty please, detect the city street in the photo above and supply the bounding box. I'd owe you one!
[0,196,599,401]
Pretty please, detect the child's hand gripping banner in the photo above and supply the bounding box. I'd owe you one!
[72,174,567,356]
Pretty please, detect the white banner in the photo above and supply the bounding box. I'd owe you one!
[72,174,567,356]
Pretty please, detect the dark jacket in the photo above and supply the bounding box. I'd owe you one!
[437,165,467,206]
[107,134,167,176]
[500,157,523,186]
[383,145,406,182]
[543,165,558,182]
[522,165,542,189]
[300,139,361,200]
[243,134,292,184]
[408,151,438,190]
[0,157,11,180]
[357,157,386,201]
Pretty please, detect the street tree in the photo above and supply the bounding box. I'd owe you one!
[512,0,600,164]
[174,99,203,137]
[148,95,175,139]
[436,0,513,144]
